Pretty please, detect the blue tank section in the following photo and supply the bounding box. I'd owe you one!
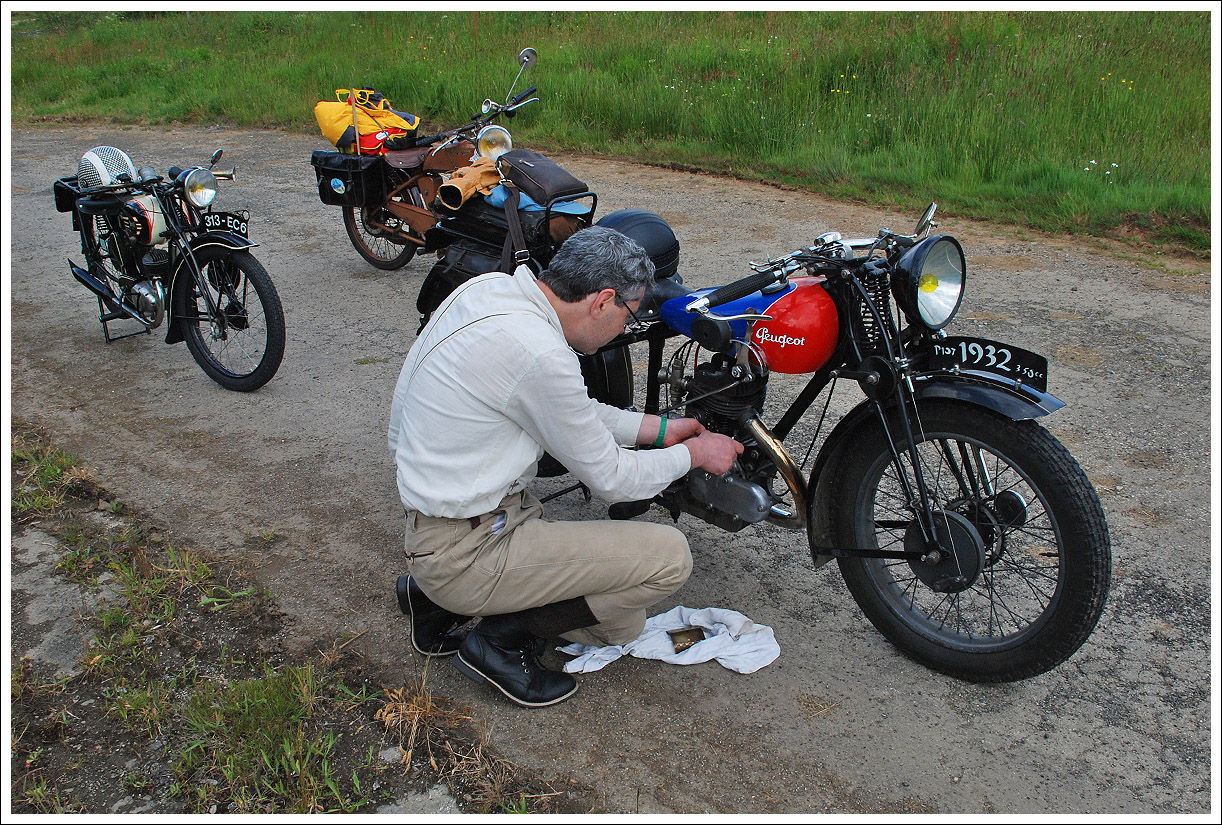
[659,283,797,347]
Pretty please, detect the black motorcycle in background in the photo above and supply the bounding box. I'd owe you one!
[55,145,286,392]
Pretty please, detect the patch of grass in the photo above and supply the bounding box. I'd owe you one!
[10,420,597,814]
[11,656,71,702]
[176,663,370,813]
[7,10,1211,254]
[375,667,475,774]
[10,429,95,522]
[15,772,86,814]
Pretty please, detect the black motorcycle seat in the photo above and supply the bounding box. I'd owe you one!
[637,276,690,321]
[75,194,127,216]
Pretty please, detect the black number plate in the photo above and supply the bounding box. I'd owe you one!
[202,211,248,237]
[928,336,1049,393]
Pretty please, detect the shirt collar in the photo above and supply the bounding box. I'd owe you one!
[513,266,564,337]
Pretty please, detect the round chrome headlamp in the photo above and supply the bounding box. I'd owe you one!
[182,168,218,208]
[475,125,513,160]
[893,235,965,330]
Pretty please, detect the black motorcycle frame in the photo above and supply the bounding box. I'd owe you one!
[55,151,285,392]
[582,237,1066,568]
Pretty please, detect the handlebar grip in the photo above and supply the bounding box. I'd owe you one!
[701,271,780,309]
[415,133,445,146]
[512,85,538,105]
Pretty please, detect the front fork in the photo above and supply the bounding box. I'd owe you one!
[869,363,942,555]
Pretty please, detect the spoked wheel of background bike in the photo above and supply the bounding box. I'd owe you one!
[825,400,1111,683]
[342,204,418,270]
[175,248,286,392]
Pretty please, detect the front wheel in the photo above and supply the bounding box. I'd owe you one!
[825,400,1110,682]
[342,204,417,270]
[176,249,285,392]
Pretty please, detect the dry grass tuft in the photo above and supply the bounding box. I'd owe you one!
[375,665,474,775]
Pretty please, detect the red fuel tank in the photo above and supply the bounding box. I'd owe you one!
[750,277,839,374]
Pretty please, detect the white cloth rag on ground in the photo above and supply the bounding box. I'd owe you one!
[559,605,780,674]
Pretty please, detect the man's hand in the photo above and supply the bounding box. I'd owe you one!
[660,416,705,446]
[682,429,745,475]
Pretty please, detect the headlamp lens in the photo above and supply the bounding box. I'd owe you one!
[183,168,218,208]
[915,238,964,328]
[476,125,513,160]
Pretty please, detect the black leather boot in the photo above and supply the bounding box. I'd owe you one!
[453,597,597,708]
[396,575,468,657]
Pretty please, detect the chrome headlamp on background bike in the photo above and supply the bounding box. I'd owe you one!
[54,146,286,391]
[557,204,1111,682]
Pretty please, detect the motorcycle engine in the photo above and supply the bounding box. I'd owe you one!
[130,280,166,327]
[683,354,768,434]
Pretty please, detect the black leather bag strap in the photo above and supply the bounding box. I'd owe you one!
[499,185,531,273]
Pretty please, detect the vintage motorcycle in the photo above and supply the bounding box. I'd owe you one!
[54,146,286,392]
[533,204,1110,683]
[312,47,547,270]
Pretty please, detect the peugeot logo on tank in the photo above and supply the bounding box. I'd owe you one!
[755,327,806,348]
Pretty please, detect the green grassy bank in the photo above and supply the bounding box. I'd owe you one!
[10,9,1212,253]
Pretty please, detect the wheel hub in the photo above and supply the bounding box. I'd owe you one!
[905,510,986,593]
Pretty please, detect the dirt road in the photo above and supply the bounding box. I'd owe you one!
[7,125,1213,813]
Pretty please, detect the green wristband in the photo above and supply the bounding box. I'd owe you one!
[652,416,667,448]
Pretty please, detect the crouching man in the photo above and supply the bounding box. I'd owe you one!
[387,227,743,707]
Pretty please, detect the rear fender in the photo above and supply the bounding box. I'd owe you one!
[164,232,258,344]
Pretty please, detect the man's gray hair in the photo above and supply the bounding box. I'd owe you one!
[539,226,655,304]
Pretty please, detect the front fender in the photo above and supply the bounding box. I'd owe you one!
[910,371,1064,420]
[164,232,259,344]
[805,372,1065,567]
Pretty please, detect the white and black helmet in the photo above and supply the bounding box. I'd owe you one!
[77,146,137,190]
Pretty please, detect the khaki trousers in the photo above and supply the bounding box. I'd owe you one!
[404,490,691,646]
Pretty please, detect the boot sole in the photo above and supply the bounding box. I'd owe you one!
[412,638,459,658]
[400,576,460,658]
[454,651,578,708]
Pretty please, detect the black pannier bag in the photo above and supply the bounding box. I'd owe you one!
[416,243,503,323]
[53,176,84,230]
[437,194,558,254]
[310,150,385,207]
[495,148,588,205]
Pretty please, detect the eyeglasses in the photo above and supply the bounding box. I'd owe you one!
[613,292,647,333]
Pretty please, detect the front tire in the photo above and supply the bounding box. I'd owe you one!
[826,401,1110,682]
[176,249,285,392]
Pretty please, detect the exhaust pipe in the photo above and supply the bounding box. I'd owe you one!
[69,261,150,326]
[742,414,808,531]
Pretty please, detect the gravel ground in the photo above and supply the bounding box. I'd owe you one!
[7,124,1216,814]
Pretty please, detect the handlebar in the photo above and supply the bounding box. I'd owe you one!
[688,270,781,312]
[511,85,537,105]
